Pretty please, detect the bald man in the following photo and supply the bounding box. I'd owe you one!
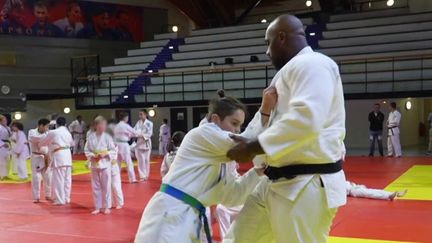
[225,15,346,243]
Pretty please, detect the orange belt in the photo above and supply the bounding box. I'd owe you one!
[53,147,70,153]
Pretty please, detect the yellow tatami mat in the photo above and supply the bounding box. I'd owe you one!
[0,159,157,184]
[384,165,432,201]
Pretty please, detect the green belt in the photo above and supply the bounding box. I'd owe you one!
[160,184,212,243]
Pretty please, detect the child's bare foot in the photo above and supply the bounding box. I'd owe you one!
[33,199,40,203]
[91,209,101,215]
[397,189,408,197]
[115,205,123,209]
[389,192,397,200]
[103,208,111,215]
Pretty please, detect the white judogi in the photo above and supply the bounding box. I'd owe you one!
[346,181,394,200]
[85,132,117,210]
[387,110,402,157]
[111,161,124,208]
[160,147,177,178]
[28,128,51,201]
[69,119,86,154]
[114,121,138,183]
[134,123,261,243]
[225,47,346,243]
[39,126,74,205]
[0,125,11,178]
[134,119,153,180]
[11,130,29,179]
[158,123,171,155]
[53,17,83,37]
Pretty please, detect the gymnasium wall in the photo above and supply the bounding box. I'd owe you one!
[14,97,432,153]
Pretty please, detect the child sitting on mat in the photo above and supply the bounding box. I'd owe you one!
[135,92,274,243]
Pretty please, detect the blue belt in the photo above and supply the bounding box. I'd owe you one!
[160,184,212,243]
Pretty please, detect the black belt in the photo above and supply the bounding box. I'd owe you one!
[264,160,343,181]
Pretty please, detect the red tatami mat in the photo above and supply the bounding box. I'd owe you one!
[0,156,431,243]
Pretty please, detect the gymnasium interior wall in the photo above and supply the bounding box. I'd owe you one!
[13,97,432,152]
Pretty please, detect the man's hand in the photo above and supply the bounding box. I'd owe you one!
[261,86,278,114]
[227,135,264,163]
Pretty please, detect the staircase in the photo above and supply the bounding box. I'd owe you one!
[114,38,185,104]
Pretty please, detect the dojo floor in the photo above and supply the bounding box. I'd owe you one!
[0,155,431,243]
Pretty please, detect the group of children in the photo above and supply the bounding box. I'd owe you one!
[0,115,30,181]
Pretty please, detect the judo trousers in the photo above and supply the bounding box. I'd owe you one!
[117,143,136,183]
[91,167,112,210]
[135,149,151,180]
[52,166,72,205]
[31,156,52,200]
[224,176,338,243]
[111,163,124,207]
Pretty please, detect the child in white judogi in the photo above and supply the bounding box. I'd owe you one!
[158,119,171,156]
[387,102,402,157]
[38,117,74,205]
[0,115,11,180]
[28,118,52,203]
[134,109,153,181]
[85,116,117,215]
[114,112,140,183]
[160,131,185,178]
[10,121,30,180]
[346,180,407,200]
[134,95,266,243]
[69,115,86,155]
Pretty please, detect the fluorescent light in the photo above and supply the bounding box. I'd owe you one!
[261,19,267,23]
[405,100,412,110]
[148,70,153,73]
[63,107,71,114]
[172,25,178,32]
[14,113,22,120]
[306,0,312,7]
[387,0,394,6]
[148,109,156,117]
[123,95,129,99]
[169,46,174,49]
[309,32,316,36]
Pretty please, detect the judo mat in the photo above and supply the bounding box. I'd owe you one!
[0,156,431,243]
[384,165,432,201]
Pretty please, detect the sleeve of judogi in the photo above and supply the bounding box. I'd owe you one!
[38,131,55,147]
[84,136,95,159]
[199,125,236,160]
[68,121,75,132]
[13,132,24,154]
[257,58,336,163]
[220,168,261,207]
[241,112,267,140]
